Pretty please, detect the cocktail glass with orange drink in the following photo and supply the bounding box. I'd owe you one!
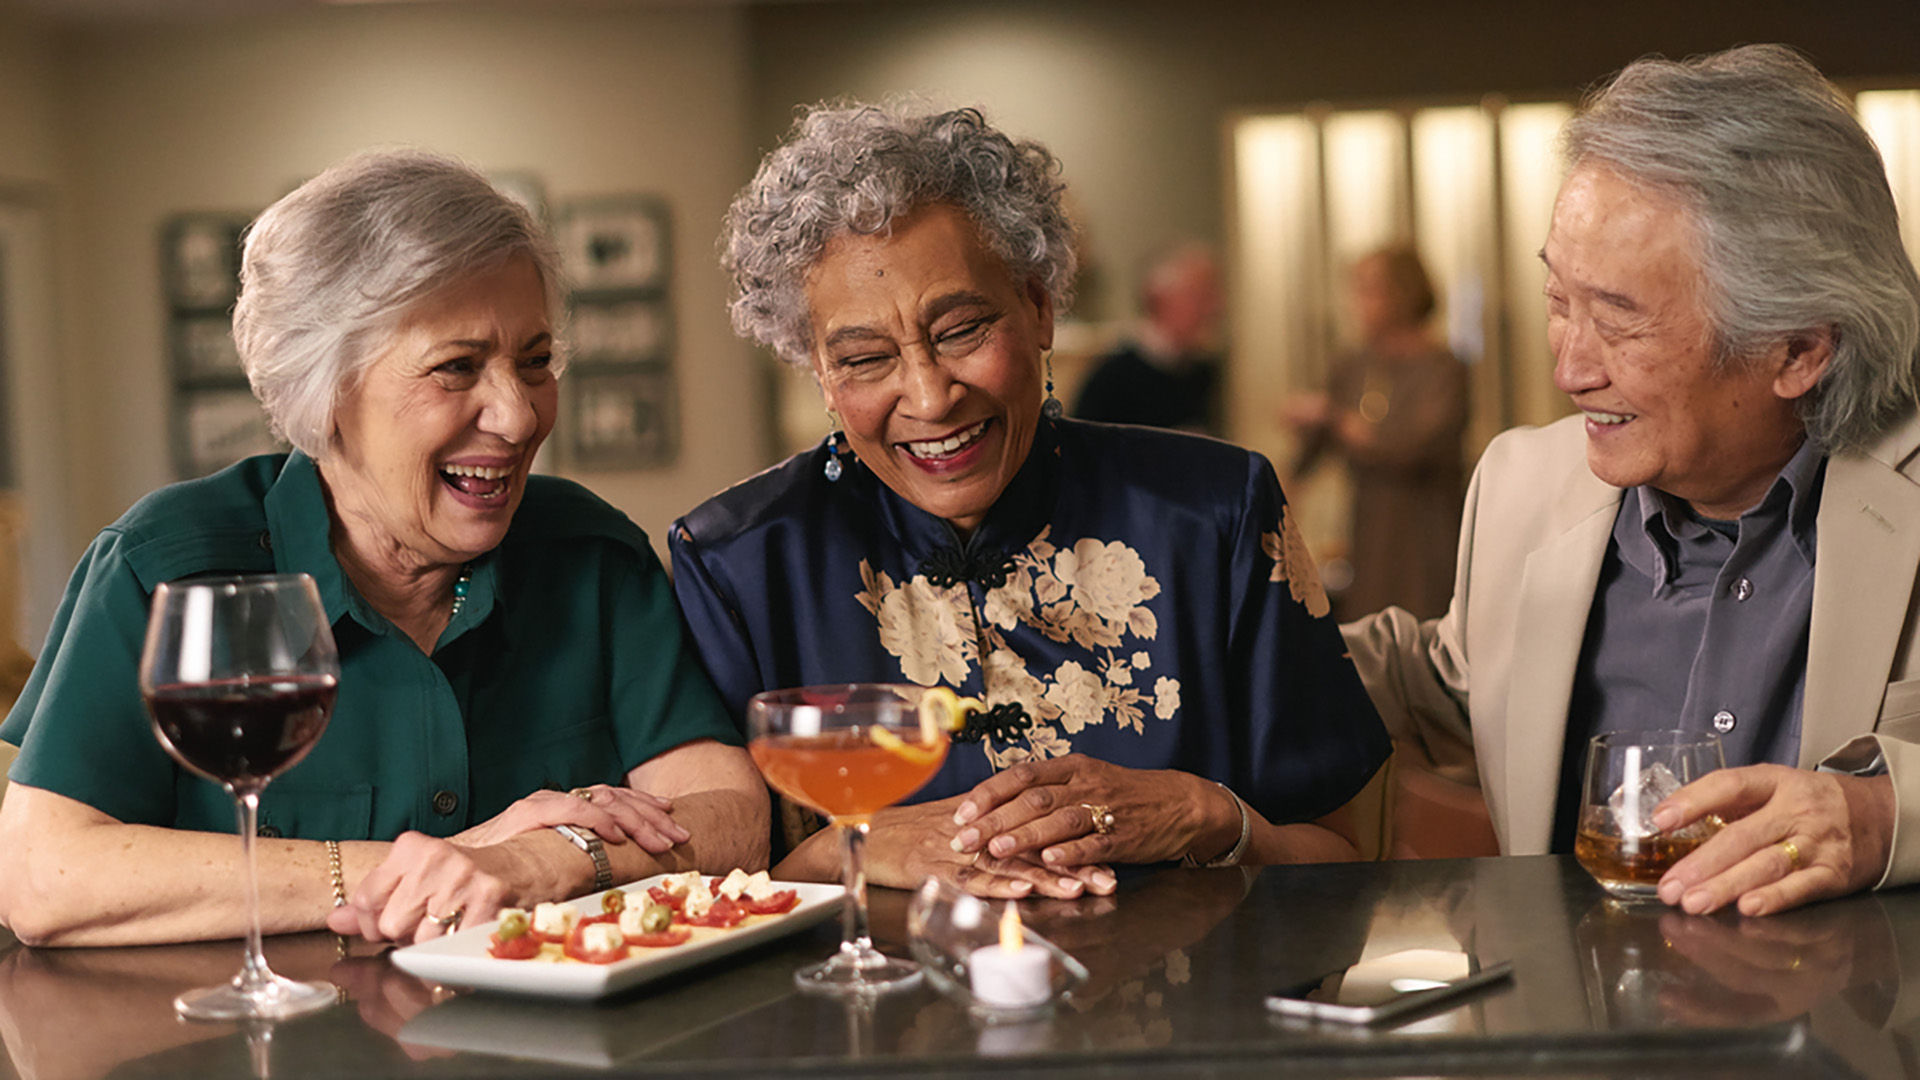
[747,683,976,994]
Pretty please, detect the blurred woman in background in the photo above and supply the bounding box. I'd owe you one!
[1285,244,1469,620]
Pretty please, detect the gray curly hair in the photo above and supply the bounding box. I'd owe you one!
[1562,44,1920,455]
[232,147,565,459]
[722,103,1077,367]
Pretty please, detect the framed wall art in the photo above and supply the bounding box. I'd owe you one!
[174,386,283,480]
[563,366,676,471]
[171,312,246,384]
[568,295,672,365]
[555,193,679,469]
[161,213,251,312]
[556,198,670,294]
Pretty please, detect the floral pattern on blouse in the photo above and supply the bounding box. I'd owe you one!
[856,526,1182,770]
[1262,505,1331,618]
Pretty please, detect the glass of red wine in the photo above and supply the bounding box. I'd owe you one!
[139,573,340,1021]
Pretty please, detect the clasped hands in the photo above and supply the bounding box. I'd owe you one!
[1648,764,1895,917]
[326,784,684,945]
[820,755,1231,900]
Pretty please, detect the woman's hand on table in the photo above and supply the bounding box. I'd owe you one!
[452,783,687,853]
[1652,765,1894,917]
[949,755,1228,871]
[773,795,1112,900]
[326,831,536,945]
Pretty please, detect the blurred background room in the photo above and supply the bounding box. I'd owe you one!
[0,0,1917,743]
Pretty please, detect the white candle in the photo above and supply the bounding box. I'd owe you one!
[967,904,1051,1009]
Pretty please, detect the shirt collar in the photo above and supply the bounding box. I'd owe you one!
[1618,438,1826,587]
[262,450,501,643]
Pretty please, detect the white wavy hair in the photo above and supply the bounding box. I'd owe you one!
[231,147,565,459]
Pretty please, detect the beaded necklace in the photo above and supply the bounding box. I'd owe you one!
[448,564,474,620]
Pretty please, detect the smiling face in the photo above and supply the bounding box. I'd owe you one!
[805,203,1054,534]
[324,253,557,571]
[1543,165,1823,520]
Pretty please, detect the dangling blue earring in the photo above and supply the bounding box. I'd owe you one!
[1041,350,1064,420]
[824,410,845,482]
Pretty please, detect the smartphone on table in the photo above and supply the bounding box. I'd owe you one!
[1265,948,1513,1025]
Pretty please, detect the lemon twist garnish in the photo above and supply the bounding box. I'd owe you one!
[869,725,943,766]
[865,685,981,764]
[916,685,983,743]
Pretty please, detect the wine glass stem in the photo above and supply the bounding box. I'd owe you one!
[838,819,876,959]
[231,788,275,995]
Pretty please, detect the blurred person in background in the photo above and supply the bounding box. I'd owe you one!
[675,102,1388,901]
[1073,243,1225,434]
[1283,244,1469,620]
[0,148,765,948]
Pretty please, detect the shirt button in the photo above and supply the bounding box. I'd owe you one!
[1733,578,1753,601]
[432,790,460,816]
[256,824,283,838]
[1712,710,1737,734]
[257,531,274,553]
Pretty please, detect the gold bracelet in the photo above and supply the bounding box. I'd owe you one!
[326,840,347,908]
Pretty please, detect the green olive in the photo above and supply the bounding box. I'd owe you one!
[640,902,672,934]
[601,889,626,915]
[496,910,530,940]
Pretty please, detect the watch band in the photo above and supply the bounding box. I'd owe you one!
[553,824,613,892]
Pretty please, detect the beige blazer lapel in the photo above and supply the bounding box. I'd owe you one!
[1805,424,1920,764]
[1499,473,1619,855]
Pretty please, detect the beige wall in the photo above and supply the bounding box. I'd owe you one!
[37,4,760,630]
[0,9,60,189]
[0,8,74,646]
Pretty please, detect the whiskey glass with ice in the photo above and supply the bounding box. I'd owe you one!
[1573,730,1726,900]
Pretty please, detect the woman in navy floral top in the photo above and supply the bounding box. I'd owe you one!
[674,102,1388,900]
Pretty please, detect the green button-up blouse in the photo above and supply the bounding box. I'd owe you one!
[0,452,736,840]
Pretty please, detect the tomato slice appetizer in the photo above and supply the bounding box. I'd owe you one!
[487,932,541,960]
[626,927,692,949]
[741,889,799,916]
[681,895,747,928]
[563,924,630,965]
[646,885,686,912]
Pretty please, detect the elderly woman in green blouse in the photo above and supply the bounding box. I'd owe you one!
[0,149,766,947]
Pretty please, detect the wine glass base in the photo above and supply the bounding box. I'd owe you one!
[174,975,337,1021]
[793,953,924,996]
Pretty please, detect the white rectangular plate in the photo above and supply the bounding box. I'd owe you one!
[390,874,844,1001]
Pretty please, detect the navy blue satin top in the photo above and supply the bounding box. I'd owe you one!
[670,419,1388,826]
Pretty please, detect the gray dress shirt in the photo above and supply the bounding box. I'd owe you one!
[1551,439,1825,852]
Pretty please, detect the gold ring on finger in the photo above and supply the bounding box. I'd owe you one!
[1778,839,1803,872]
[1082,803,1116,836]
[429,907,464,931]
[570,787,595,802]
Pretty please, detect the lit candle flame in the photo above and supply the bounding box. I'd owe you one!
[999,902,1024,953]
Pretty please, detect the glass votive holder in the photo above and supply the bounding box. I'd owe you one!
[906,877,1089,1022]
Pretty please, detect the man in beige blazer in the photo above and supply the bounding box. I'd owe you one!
[1345,44,1920,917]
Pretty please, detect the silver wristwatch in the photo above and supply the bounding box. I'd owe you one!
[553,824,613,892]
